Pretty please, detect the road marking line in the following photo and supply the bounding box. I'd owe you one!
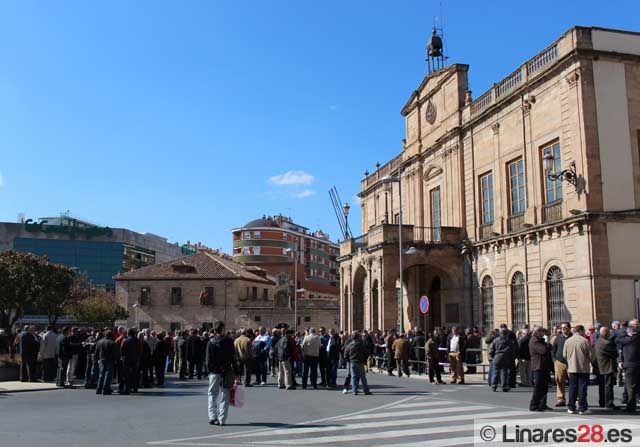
[390,435,478,447]
[147,395,417,445]
[224,410,530,439]
[395,400,457,408]
[336,404,492,420]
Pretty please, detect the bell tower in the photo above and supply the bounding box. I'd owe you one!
[426,27,446,73]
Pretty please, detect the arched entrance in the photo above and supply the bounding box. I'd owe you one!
[352,266,366,331]
[404,264,445,333]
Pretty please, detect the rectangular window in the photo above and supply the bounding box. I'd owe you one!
[253,246,260,256]
[170,322,181,332]
[253,231,261,239]
[201,286,215,305]
[243,247,251,256]
[170,287,182,305]
[252,287,258,300]
[139,287,151,305]
[282,233,288,240]
[262,288,268,301]
[139,322,150,330]
[480,173,495,224]
[542,142,563,204]
[243,232,251,240]
[254,316,261,322]
[430,187,441,241]
[508,158,526,214]
[304,316,311,322]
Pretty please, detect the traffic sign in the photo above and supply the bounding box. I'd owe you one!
[419,296,430,314]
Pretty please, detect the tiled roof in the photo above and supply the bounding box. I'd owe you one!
[115,251,274,284]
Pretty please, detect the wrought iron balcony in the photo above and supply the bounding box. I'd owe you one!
[542,201,563,223]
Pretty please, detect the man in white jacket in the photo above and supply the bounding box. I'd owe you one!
[41,326,58,382]
[301,328,321,389]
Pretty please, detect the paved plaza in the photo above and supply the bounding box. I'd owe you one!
[2,371,639,447]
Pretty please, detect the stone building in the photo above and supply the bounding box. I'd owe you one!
[339,26,640,333]
[116,251,339,332]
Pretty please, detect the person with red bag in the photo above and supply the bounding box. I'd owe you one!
[206,321,238,427]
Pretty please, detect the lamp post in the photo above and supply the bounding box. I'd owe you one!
[382,168,406,333]
[343,202,351,239]
[285,246,303,331]
[132,303,139,330]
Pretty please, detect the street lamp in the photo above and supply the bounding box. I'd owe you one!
[343,202,351,239]
[381,169,406,333]
[285,246,303,331]
[543,152,578,189]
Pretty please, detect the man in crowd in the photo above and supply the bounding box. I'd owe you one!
[40,325,58,382]
[344,330,372,395]
[426,330,444,384]
[318,327,329,387]
[595,326,618,409]
[233,329,253,387]
[18,325,39,382]
[447,326,466,384]
[392,333,410,378]
[489,327,515,392]
[414,329,426,375]
[95,330,118,395]
[552,321,571,407]
[83,329,99,388]
[56,327,72,388]
[326,328,341,389]
[301,328,321,389]
[253,327,270,386]
[529,326,552,411]
[187,329,204,380]
[384,329,396,376]
[120,328,140,395]
[276,329,297,390]
[206,321,238,426]
[618,319,640,412]
[518,328,532,387]
[563,324,592,415]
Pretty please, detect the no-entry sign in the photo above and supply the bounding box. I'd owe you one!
[419,296,430,314]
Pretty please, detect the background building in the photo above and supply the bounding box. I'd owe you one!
[339,26,640,333]
[232,214,340,302]
[115,251,338,332]
[0,213,184,290]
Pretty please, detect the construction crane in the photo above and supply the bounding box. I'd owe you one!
[329,186,352,240]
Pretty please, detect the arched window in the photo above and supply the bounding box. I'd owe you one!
[546,266,567,329]
[511,271,526,329]
[481,276,494,331]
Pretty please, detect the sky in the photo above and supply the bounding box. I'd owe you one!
[1,0,638,252]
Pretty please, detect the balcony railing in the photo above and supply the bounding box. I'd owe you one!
[412,226,441,243]
[542,201,563,223]
[353,234,368,249]
[479,222,494,240]
[507,213,525,233]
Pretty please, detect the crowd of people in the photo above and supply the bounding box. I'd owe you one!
[2,317,639,423]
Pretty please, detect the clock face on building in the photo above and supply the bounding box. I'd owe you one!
[425,99,437,125]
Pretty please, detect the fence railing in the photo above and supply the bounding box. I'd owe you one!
[542,201,563,223]
[507,213,525,233]
[479,223,494,240]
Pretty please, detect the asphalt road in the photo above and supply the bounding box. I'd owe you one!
[1,371,639,447]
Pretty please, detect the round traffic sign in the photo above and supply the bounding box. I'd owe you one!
[419,296,430,314]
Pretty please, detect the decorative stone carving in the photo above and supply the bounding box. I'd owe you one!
[565,69,580,87]
[491,122,500,135]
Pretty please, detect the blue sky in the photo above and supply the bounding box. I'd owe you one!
[1,1,638,252]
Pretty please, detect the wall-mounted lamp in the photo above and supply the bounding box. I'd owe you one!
[543,153,578,190]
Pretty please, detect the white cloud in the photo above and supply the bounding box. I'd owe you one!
[295,189,316,198]
[351,195,361,205]
[268,170,314,186]
[328,104,338,111]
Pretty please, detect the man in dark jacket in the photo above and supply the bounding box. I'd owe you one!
[490,328,515,392]
[56,327,72,388]
[95,330,118,395]
[318,327,329,386]
[120,328,140,394]
[529,326,553,411]
[326,329,341,388]
[276,329,297,390]
[618,319,640,412]
[595,326,618,409]
[206,321,237,426]
[552,322,571,406]
[344,330,372,395]
[19,325,40,382]
[186,329,204,380]
[155,333,170,387]
[518,329,532,386]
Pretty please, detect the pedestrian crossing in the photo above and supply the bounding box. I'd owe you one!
[151,398,640,447]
